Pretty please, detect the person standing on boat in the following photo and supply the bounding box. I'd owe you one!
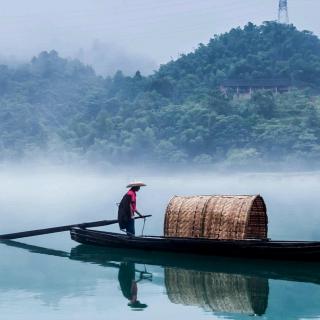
[118,181,146,235]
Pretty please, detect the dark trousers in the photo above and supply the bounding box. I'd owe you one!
[126,218,135,236]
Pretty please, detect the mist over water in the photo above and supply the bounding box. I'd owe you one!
[1,166,320,320]
[1,166,320,240]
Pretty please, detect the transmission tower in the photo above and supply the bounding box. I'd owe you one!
[278,0,289,24]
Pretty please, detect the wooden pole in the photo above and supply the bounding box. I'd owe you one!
[0,215,151,240]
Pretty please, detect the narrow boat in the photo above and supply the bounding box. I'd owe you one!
[70,228,320,261]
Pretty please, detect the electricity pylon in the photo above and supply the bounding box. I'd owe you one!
[278,0,289,24]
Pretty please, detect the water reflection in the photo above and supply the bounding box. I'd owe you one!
[69,244,320,286]
[2,240,320,319]
[165,268,268,316]
[118,262,150,309]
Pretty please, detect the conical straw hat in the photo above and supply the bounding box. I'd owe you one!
[126,181,147,188]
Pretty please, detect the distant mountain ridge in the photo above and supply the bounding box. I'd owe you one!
[0,22,320,168]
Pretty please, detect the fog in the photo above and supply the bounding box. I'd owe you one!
[1,0,320,75]
[74,40,157,76]
[0,166,320,241]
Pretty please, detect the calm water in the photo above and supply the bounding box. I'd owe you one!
[1,168,320,319]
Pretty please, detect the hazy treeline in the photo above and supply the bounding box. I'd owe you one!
[1,22,320,168]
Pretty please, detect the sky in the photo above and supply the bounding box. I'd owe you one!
[0,0,319,75]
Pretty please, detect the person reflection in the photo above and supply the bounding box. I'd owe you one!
[118,262,148,310]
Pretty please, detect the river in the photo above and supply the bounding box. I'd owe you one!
[0,167,320,319]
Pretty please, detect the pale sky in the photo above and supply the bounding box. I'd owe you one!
[0,0,319,74]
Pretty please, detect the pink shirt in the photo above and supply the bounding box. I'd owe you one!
[127,190,137,216]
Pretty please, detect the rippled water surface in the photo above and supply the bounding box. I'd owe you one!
[1,168,320,320]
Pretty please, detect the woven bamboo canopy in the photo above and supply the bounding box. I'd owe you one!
[164,195,268,240]
[165,268,269,316]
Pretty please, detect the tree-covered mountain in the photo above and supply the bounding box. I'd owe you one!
[156,22,320,96]
[1,22,320,167]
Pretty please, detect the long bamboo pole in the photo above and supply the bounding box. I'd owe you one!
[0,215,151,240]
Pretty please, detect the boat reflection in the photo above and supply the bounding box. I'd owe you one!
[165,268,268,316]
[3,240,320,317]
[69,244,320,286]
[70,245,269,315]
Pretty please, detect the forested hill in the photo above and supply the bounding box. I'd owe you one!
[1,22,320,168]
[155,22,320,100]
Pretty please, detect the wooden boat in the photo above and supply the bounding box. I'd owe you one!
[70,228,320,261]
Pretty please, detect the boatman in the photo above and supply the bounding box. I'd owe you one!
[118,181,146,235]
